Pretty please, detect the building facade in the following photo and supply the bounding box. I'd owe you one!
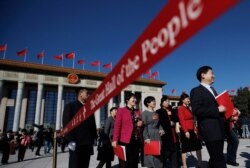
[0,59,166,132]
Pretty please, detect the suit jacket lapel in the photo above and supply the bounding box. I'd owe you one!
[199,85,218,104]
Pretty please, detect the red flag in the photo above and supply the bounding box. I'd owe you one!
[17,49,27,57]
[151,71,159,76]
[77,59,85,65]
[103,62,112,69]
[37,51,44,59]
[149,71,159,79]
[91,60,100,66]
[54,55,63,61]
[65,52,75,59]
[171,89,176,94]
[143,69,151,75]
[0,44,7,51]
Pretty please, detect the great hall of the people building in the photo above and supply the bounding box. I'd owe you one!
[0,59,179,132]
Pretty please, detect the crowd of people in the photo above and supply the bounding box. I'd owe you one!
[0,124,67,165]
[61,66,250,168]
[1,65,250,168]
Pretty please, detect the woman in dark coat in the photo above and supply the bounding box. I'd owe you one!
[96,107,117,168]
[96,128,114,168]
[1,131,12,164]
[156,96,179,168]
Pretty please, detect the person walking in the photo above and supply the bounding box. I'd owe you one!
[156,96,180,168]
[35,125,44,157]
[0,130,13,164]
[17,129,31,162]
[177,92,203,168]
[62,87,97,168]
[96,107,117,168]
[112,92,142,168]
[44,127,53,154]
[142,96,164,168]
[226,108,240,166]
[190,65,227,168]
[240,114,250,139]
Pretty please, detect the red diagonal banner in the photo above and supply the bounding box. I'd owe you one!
[59,0,239,136]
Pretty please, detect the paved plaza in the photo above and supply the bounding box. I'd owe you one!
[0,139,250,168]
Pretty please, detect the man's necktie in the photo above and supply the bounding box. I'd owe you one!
[210,86,218,96]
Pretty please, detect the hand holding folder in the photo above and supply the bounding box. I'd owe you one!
[144,140,161,155]
[113,145,126,161]
[216,90,234,119]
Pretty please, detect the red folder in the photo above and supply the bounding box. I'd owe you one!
[144,140,161,155]
[216,90,234,119]
[113,145,126,161]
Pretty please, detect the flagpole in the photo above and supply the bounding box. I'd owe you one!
[61,54,64,67]
[111,62,113,70]
[82,63,84,70]
[24,48,27,62]
[73,52,75,69]
[158,71,160,80]
[98,63,100,72]
[3,44,7,59]
[42,50,44,64]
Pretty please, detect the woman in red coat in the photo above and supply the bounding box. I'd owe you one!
[178,92,203,168]
[112,92,142,168]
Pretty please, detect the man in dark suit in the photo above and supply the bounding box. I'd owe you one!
[190,66,227,168]
[63,87,97,168]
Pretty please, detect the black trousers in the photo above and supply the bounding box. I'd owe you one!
[227,129,239,163]
[18,145,27,161]
[1,148,10,164]
[96,160,111,168]
[206,140,226,168]
[35,142,42,155]
[69,145,93,168]
[119,139,140,168]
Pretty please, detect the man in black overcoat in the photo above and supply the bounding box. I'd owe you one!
[190,66,226,168]
[63,87,97,168]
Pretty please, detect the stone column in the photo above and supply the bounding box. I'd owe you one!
[108,98,113,116]
[56,85,63,130]
[0,98,7,132]
[94,109,100,128]
[13,82,24,132]
[34,83,43,129]
[120,91,125,107]
[19,89,28,129]
[141,92,146,112]
[0,80,3,99]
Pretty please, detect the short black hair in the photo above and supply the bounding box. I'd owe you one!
[196,66,212,82]
[179,92,189,104]
[143,96,155,107]
[110,107,117,113]
[160,95,168,108]
[76,87,88,95]
[125,92,136,103]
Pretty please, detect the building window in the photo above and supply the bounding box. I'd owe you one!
[63,91,76,106]
[25,90,37,127]
[171,101,177,107]
[100,104,108,127]
[4,89,17,131]
[43,90,57,128]
[113,95,120,107]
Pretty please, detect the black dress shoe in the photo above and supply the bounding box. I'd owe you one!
[227,161,239,166]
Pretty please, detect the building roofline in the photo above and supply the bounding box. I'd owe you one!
[0,59,166,87]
